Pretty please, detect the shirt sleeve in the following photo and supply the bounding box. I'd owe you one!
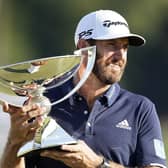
[136,102,167,168]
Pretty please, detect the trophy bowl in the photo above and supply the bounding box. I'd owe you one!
[0,46,96,157]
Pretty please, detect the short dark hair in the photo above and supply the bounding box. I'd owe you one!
[86,39,96,46]
[76,39,96,49]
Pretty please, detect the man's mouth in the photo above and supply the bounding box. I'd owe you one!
[109,63,121,71]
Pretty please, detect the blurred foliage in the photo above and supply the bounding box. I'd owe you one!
[0,0,167,161]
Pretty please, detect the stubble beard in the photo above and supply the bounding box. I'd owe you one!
[92,55,125,85]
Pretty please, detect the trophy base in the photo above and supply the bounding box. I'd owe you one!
[17,118,77,157]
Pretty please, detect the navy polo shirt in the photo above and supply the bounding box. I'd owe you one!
[25,79,167,168]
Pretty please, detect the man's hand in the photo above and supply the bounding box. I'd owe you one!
[41,140,103,168]
[0,101,46,168]
[2,101,45,147]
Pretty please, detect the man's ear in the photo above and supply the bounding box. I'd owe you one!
[77,39,90,49]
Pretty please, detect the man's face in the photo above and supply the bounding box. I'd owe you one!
[93,38,128,84]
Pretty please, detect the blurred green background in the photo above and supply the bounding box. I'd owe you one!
[0,0,167,161]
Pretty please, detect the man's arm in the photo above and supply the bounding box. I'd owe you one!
[40,140,124,168]
[0,138,25,168]
[143,167,163,168]
[0,102,45,168]
[40,140,164,168]
[107,162,161,168]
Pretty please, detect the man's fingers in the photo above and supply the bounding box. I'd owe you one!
[60,140,84,152]
[27,116,44,129]
[2,101,9,112]
[2,102,46,118]
[26,106,46,118]
[41,150,72,159]
[40,150,84,168]
[2,102,21,114]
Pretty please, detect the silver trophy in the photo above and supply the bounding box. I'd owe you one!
[0,46,96,157]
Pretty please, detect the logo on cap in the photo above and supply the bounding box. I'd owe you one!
[103,20,128,28]
[78,29,93,39]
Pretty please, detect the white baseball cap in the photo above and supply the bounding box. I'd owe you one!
[74,10,145,46]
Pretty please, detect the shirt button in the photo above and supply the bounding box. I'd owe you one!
[84,110,88,115]
[87,122,91,127]
[78,97,82,101]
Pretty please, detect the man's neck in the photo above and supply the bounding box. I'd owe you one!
[74,73,111,110]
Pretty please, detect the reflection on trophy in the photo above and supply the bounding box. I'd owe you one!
[0,46,96,157]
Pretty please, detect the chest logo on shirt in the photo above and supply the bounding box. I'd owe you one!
[116,119,132,130]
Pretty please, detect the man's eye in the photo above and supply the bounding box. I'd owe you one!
[108,43,115,46]
[123,44,128,49]
[105,43,115,48]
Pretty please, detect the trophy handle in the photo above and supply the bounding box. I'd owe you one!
[50,46,96,106]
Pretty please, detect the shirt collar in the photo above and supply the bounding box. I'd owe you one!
[62,78,120,107]
[103,83,120,106]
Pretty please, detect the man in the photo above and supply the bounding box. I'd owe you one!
[0,10,167,168]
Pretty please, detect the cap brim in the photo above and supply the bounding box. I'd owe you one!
[94,33,146,46]
[127,34,146,46]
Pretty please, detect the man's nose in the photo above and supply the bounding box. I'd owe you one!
[113,43,126,51]
[112,47,125,60]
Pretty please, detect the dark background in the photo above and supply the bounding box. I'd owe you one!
[0,0,167,156]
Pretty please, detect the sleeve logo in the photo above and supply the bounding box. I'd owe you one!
[153,139,166,159]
